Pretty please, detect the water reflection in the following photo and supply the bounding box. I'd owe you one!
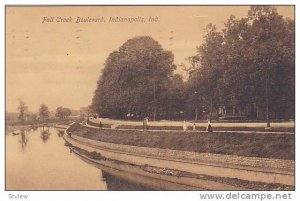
[18,130,28,152]
[30,125,39,131]
[40,127,51,143]
[67,147,73,154]
[57,130,64,138]
[102,171,152,190]
[6,127,107,190]
[7,126,158,190]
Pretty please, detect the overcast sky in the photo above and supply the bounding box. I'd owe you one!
[6,6,294,112]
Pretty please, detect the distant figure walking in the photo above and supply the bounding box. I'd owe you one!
[182,120,187,131]
[193,123,196,131]
[143,117,149,130]
[206,121,213,132]
[99,121,103,129]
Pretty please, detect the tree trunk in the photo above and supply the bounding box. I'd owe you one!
[209,98,213,121]
[266,74,270,127]
[153,81,156,121]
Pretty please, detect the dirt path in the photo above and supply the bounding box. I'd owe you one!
[90,118,295,128]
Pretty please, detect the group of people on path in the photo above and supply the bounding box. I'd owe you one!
[86,116,213,132]
[143,117,213,132]
[182,120,213,132]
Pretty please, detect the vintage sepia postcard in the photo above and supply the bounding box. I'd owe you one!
[5,5,295,192]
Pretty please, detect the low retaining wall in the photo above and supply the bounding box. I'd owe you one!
[72,148,251,190]
[55,125,69,129]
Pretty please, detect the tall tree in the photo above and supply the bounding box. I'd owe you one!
[188,24,226,120]
[247,6,295,120]
[219,15,253,117]
[18,100,28,122]
[92,36,176,120]
[39,104,50,122]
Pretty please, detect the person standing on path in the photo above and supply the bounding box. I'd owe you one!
[143,117,149,130]
[206,120,213,132]
[193,123,196,131]
[145,117,149,130]
[183,120,187,131]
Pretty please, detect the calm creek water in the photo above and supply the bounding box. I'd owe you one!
[6,126,149,190]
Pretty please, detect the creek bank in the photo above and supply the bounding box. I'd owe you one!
[65,141,294,190]
[6,119,78,133]
[71,124,294,160]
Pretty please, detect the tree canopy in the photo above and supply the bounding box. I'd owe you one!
[91,6,294,121]
[186,6,294,120]
[39,104,50,121]
[55,106,72,119]
[92,36,180,120]
[18,100,28,121]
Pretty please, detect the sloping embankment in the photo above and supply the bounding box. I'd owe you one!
[64,133,294,187]
[71,124,294,160]
[64,123,294,187]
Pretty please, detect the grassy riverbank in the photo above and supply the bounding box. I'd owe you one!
[71,124,294,160]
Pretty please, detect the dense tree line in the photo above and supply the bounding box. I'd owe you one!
[13,100,72,122]
[92,6,294,121]
[185,6,294,120]
[55,106,72,119]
